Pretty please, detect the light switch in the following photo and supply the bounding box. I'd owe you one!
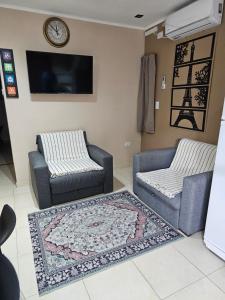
[161,75,166,90]
[155,101,160,110]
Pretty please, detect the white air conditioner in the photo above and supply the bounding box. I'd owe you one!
[165,0,224,40]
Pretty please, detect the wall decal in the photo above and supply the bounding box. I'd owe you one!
[174,33,215,65]
[170,108,206,132]
[173,61,212,86]
[171,86,209,109]
[170,33,215,132]
[0,49,19,98]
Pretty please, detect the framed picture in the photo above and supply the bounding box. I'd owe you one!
[170,108,206,132]
[174,33,216,66]
[173,61,212,87]
[0,48,19,98]
[171,86,209,109]
[170,33,215,132]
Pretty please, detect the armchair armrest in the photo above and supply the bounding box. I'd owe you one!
[133,147,176,174]
[179,171,213,236]
[28,151,51,209]
[87,145,113,193]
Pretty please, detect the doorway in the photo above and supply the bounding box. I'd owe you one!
[0,79,13,166]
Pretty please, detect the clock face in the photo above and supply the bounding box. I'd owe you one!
[44,17,70,47]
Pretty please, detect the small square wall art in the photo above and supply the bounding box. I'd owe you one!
[4,62,14,72]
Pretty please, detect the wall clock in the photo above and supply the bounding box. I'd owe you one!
[43,17,70,47]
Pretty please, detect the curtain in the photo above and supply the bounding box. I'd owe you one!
[137,54,156,133]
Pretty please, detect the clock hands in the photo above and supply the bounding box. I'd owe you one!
[49,24,56,32]
[49,24,59,37]
[45,17,69,46]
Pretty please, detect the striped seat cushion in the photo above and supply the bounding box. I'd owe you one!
[137,139,216,199]
[137,169,185,198]
[47,158,103,178]
[40,130,103,178]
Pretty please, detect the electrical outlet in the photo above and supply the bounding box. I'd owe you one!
[155,101,160,110]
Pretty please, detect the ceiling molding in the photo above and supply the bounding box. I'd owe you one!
[143,18,165,31]
[0,3,147,30]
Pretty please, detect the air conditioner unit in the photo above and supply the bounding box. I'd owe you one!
[165,0,224,40]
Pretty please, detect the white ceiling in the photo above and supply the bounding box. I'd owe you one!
[0,0,195,29]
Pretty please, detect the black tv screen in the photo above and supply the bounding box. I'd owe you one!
[26,51,93,94]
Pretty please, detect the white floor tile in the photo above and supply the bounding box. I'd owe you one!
[113,177,125,192]
[0,178,15,188]
[0,195,15,211]
[166,278,225,300]
[15,206,36,229]
[0,184,15,198]
[84,261,159,300]
[14,192,38,210]
[26,280,90,300]
[173,232,225,275]
[20,292,26,300]
[14,185,32,195]
[18,254,38,298]
[208,267,225,293]
[0,165,16,186]
[9,255,19,275]
[133,245,204,299]
[114,167,132,186]
[125,183,133,193]
[17,226,33,256]
[190,231,204,240]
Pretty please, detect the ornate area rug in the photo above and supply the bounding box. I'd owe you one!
[28,191,182,295]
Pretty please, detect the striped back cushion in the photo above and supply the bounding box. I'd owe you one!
[170,138,216,176]
[40,130,89,162]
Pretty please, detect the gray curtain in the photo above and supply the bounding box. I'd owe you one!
[137,54,156,133]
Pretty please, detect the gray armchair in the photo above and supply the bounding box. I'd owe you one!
[29,132,113,209]
[133,147,213,236]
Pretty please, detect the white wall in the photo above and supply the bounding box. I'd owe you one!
[0,8,144,185]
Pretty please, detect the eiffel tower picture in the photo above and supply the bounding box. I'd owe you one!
[171,33,215,132]
[173,43,199,130]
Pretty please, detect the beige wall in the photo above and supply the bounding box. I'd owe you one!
[0,8,144,186]
[142,16,225,151]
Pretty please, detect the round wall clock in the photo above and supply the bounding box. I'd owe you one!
[43,17,70,47]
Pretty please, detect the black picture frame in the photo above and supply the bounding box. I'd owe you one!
[174,33,216,66]
[0,48,19,98]
[170,33,216,132]
[172,60,212,87]
[170,108,206,132]
[171,86,209,109]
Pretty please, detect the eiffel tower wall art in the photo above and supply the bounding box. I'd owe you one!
[170,33,216,132]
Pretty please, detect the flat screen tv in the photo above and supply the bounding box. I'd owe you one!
[26,50,93,94]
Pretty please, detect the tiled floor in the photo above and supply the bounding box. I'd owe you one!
[0,165,225,300]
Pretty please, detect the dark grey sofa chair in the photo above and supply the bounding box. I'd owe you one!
[29,132,113,209]
[133,147,213,236]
